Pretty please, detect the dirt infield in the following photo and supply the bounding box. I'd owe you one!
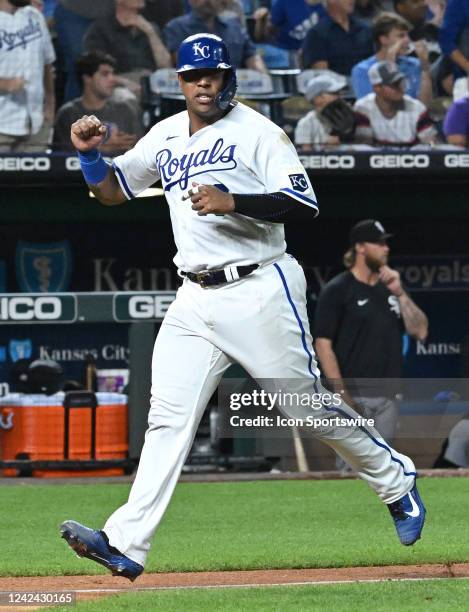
[1,563,469,608]
[1,467,469,487]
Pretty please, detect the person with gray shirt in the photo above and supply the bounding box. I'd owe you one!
[54,51,142,153]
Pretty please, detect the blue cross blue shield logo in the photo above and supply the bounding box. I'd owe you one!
[8,339,33,363]
[15,240,72,292]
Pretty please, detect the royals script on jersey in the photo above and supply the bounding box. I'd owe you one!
[113,103,318,272]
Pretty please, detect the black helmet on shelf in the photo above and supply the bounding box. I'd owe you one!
[27,359,64,395]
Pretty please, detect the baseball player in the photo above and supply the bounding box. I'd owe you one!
[60,33,426,581]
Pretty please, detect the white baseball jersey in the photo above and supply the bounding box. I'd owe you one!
[0,7,55,136]
[113,102,318,273]
[353,94,436,146]
[294,109,332,148]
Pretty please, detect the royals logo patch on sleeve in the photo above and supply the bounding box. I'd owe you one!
[288,173,309,193]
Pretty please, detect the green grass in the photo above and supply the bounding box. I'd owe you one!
[45,580,469,612]
[0,478,467,577]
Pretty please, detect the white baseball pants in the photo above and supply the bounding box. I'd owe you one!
[104,255,416,566]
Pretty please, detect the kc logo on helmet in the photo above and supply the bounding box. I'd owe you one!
[193,43,210,60]
[289,173,309,192]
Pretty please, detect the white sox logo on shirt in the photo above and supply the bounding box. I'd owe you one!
[388,295,401,317]
[156,138,237,191]
[192,42,210,60]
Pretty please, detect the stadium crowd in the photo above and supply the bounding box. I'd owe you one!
[1,0,469,152]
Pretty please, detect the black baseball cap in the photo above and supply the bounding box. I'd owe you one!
[368,61,406,87]
[349,219,393,244]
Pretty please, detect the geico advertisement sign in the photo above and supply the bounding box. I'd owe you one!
[113,292,176,321]
[0,157,50,171]
[0,295,77,323]
[299,155,355,169]
[369,154,430,169]
[444,154,469,168]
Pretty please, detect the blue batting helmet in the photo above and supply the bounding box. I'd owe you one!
[176,33,237,110]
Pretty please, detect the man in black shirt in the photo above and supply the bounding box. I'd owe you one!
[83,0,171,95]
[301,0,374,75]
[314,219,428,447]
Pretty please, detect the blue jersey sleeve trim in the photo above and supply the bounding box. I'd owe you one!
[280,188,319,216]
[112,163,134,200]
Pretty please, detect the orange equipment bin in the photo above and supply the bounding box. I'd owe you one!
[0,391,128,477]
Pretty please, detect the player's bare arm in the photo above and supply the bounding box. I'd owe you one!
[379,265,428,341]
[71,115,127,206]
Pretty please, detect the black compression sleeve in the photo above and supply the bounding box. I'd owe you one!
[232,192,315,222]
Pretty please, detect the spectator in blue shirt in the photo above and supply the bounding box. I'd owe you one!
[165,0,268,72]
[42,0,58,19]
[301,0,373,75]
[439,0,469,78]
[270,0,326,50]
[352,13,432,107]
[249,0,325,67]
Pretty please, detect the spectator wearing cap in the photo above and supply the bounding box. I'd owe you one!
[314,219,428,468]
[354,61,437,146]
[351,13,432,108]
[443,95,469,146]
[301,0,374,75]
[164,0,268,73]
[294,73,350,150]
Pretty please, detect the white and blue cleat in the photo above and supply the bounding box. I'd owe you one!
[387,483,426,546]
[60,520,143,581]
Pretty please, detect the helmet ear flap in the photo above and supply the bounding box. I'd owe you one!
[215,69,237,110]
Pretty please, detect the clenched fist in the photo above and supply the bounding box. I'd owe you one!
[182,182,235,216]
[70,115,107,152]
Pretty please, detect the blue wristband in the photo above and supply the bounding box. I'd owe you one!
[77,149,109,185]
